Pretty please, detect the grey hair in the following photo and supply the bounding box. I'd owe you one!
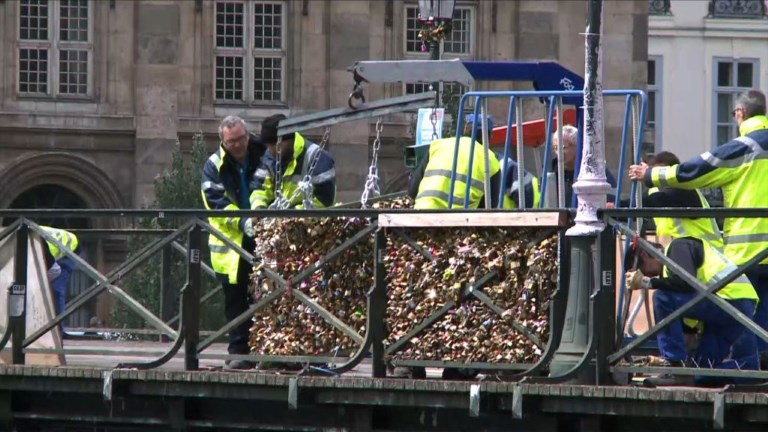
[735,89,767,118]
[553,125,579,146]
[218,115,248,140]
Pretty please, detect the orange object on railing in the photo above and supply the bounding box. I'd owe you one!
[489,108,577,148]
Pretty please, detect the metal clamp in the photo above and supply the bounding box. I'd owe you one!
[713,392,725,430]
[469,384,481,417]
[288,377,298,410]
[512,384,523,419]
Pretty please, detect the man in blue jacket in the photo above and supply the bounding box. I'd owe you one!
[201,115,266,370]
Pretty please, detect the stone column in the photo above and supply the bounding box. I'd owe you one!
[325,0,372,204]
[132,1,182,207]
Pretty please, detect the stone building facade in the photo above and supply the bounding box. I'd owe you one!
[648,0,768,160]
[0,0,647,324]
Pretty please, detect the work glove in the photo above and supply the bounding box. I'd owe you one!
[243,218,256,238]
[47,262,62,282]
[625,270,651,291]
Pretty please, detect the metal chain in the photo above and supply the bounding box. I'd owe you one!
[430,105,439,141]
[268,136,286,210]
[279,127,332,209]
[360,119,384,208]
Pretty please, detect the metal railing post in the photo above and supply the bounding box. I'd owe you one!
[184,223,202,370]
[596,225,616,384]
[11,222,29,365]
[371,227,387,378]
[160,244,176,343]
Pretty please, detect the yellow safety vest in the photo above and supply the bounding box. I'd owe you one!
[663,239,758,302]
[41,226,78,260]
[251,133,335,209]
[648,187,723,248]
[649,115,768,265]
[201,146,246,284]
[503,176,542,209]
[415,137,500,209]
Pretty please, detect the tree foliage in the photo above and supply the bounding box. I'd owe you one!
[111,134,224,333]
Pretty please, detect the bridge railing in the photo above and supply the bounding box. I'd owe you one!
[5,207,765,387]
[0,208,570,378]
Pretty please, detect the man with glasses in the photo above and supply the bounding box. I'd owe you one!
[629,89,768,369]
[202,115,266,370]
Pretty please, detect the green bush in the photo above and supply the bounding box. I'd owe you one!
[111,133,224,334]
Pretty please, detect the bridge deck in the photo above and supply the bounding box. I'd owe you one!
[1,340,767,431]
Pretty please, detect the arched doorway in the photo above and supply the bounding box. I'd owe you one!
[9,185,95,329]
[8,184,90,229]
[0,152,128,329]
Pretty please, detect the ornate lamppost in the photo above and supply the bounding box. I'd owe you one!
[548,0,613,384]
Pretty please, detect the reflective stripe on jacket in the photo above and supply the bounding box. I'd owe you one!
[41,226,78,260]
[646,115,768,265]
[201,144,260,284]
[504,174,541,209]
[648,187,723,248]
[662,239,758,301]
[415,137,500,209]
[251,132,336,209]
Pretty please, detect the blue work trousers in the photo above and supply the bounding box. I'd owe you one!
[654,289,756,367]
[51,257,76,316]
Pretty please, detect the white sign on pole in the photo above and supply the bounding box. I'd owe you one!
[415,108,445,146]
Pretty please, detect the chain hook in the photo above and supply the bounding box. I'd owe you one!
[348,82,366,110]
[360,118,384,208]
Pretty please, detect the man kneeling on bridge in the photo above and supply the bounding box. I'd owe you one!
[624,237,759,387]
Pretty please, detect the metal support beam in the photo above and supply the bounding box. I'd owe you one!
[11,222,28,365]
[160,245,175,342]
[351,60,474,85]
[0,219,22,247]
[371,228,387,378]
[277,92,436,136]
[184,224,202,370]
[596,226,616,384]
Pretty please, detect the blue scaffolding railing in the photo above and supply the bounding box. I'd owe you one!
[451,89,648,342]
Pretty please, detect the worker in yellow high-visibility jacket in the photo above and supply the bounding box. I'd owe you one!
[41,226,80,316]
[201,115,266,370]
[629,89,768,368]
[625,237,758,386]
